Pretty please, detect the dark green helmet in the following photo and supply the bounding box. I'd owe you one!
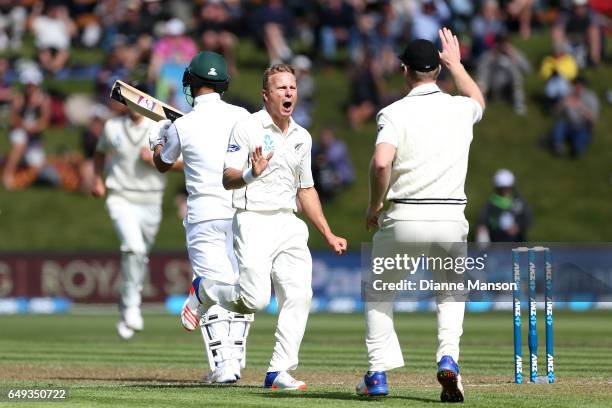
[182,51,230,106]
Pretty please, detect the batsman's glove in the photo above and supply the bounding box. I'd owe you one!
[148,119,172,151]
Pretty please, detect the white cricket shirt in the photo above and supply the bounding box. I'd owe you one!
[161,93,250,224]
[375,83,483,221]
[224,109,314,211]
[97,115,165,204]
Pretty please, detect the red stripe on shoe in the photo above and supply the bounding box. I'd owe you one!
[182,310,197,327]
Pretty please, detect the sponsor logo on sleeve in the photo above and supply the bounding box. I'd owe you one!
[227,143,241,152]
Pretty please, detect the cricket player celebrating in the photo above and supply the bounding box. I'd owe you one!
[150,52,253,383]
[93,87,179,341]
[357,28,485,402]
[181,63,348,390]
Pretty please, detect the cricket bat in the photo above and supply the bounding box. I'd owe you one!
[110,80,184,122]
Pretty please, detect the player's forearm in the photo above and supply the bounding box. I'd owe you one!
[369,157,391,207]
[93,152,105,179]
[153,145,173,173]
[222,168,247,190]
[297,187,333,238]
[448,63,486,110]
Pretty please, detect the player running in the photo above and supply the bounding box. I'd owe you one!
[358,28,485,402]
[150,51,253,384]
[93,85,181,341]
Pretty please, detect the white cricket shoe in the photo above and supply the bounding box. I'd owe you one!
[264,371,307,391]
[181,279,204,331]
[124,307,143,331]
[231,359,242,380]
[116,320,135,340]
[202,364,238,384]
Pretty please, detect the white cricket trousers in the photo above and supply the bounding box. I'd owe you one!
[201,209,313,372]
[366,217,469,371]
[106,193,161,309]
[184,218,238,284]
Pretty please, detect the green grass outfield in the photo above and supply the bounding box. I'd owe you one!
[1,311,611,407]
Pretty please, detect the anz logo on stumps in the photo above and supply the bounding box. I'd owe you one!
[513,300,521,324]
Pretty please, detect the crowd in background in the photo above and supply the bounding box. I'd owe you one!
[0,0,611,241]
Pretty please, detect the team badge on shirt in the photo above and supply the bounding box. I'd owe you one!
[227,143,241,152]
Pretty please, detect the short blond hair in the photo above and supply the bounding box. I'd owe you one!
[262,64,295,91]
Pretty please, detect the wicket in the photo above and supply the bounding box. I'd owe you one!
[512,246,555,384]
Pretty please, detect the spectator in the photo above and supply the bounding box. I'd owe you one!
[69,0,102,47]
[447,0,475,34]
[347,52,385,129]
[502,0,535,39]
[28,2,76,74]
[2,67,53,190]
[291,55,314,128]
[249,0,293,64]
[411,0,451,43]
[358,1,402,75]
[100,0,154,68]
[471,0,505,59]
[477,33,531,115]
[197,0,240,75]
[476,169,532,243]
[0,57,13,126]
[148,18,197,112]
[94,43,130,103]
[312,128,354,201]
[550,76,599,158]
[0,0,27,50]
[317,0,358,62]
[552,0,602,67]
[539,42,578,108]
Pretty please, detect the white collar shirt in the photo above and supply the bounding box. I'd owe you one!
[160,93,250,223]
[224,109,314,212]
[375,82,483,221]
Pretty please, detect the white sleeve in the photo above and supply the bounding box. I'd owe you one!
[224,122,250,170]
[298,139,314,188]
[96,121,111,153]
[160,123,181,164]
[459,96,483,124]
[375,112,399,147]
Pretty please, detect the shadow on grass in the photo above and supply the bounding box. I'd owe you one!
[58,377,261,390]
[259,391,438,404]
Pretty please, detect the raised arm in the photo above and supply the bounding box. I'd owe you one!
[223,146,272,190]
[439,27,486,111]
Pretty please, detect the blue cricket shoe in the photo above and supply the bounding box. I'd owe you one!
[437,355,464,403]
[355,371,388,396]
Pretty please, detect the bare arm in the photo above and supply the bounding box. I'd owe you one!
[297,187,347,255]
[366,143,395,230]
[223,167,246,189]
[152,144,173,173]
[91,151,106,197]
[439,27,486,110]
[223,146,272,190]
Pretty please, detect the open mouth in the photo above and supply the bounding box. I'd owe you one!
[282,101,292,110]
